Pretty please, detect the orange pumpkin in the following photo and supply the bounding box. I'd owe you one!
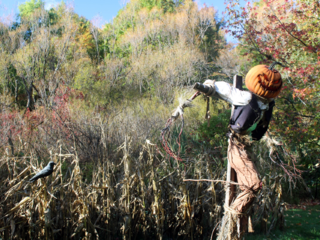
[245,62,283,99]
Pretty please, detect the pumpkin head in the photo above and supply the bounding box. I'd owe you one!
[245,62,283,99]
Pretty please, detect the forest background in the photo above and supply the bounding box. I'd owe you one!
[0,0,319,239]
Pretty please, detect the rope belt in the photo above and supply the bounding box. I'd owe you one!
[227,127,253,147]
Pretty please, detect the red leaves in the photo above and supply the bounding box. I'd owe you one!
[224,0,319,70]
[224,0,320,152]
[305,45,316,53]
[292,88,310,100]
[0,111,23,143]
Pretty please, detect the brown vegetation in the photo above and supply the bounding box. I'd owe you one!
[0,0,309,239]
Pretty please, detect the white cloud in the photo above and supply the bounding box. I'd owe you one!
[44,0,60,10]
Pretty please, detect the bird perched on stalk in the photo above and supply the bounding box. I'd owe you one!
[29,161,56,183]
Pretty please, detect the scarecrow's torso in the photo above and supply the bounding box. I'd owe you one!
[213,81,275,141]
[229,94,275,141]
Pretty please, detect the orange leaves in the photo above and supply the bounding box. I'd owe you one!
[292,88,307,99]
[292,88,313,100]
[75,21,95,52]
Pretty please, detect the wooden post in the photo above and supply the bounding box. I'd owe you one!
[225,75,242,207]
[224,75,243,238]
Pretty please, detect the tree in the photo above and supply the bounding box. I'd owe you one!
[224,0,320,192]
[96,0,226,103]
[18,0,43,19]
[0,3,78,110]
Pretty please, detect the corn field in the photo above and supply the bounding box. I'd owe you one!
[0,131,287,240]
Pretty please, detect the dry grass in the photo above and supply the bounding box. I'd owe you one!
[0,135,225,239]
[0,136,286,240]
[0,99,288,239]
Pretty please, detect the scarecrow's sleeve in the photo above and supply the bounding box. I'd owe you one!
[213,81,251,106]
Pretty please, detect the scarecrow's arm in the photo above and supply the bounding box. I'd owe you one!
[196,80,252,106]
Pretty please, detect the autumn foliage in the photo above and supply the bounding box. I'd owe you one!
[0,0,319,239]
[223,0,320,169]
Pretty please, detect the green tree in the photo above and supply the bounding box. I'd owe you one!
[18,0,43,19]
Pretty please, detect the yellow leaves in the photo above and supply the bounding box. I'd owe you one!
[112,0,219,56]
[76,23,94,51]
[174,11,188,32]
[149,6,162,18]
[120,26,145,48]
[199,4,216,23]
[137,8,149,24]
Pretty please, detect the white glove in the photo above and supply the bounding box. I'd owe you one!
[203,79,216,97]
[171,99,192,120]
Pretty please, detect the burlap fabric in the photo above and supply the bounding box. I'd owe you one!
[228,136,261,213]
[217,133,261,240]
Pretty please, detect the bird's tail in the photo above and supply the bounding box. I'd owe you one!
[29,178,36,183]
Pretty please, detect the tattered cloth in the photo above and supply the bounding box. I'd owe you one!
[217,130,261,240]
[227,131,261,199]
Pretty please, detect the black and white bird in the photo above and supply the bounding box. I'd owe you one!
[29,161,56,183]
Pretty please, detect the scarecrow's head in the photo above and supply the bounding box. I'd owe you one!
[245,62,283,99]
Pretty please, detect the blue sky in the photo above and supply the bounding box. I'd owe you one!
[0,0,245,42]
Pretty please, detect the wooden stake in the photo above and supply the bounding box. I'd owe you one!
[225,75,242,207]
[225,75,243,238]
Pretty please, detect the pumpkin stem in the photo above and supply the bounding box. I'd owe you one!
[269,61,284,70]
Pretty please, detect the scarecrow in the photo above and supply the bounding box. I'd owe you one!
[203,62,283,239]
[161,62,283,239]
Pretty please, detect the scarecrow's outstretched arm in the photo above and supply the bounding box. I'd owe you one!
[196,80,253,106]
[171,90,202,120]
[161,81,215,161]
[172,81,213,121]
[162,90,202,162]
[193,82,213,95]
